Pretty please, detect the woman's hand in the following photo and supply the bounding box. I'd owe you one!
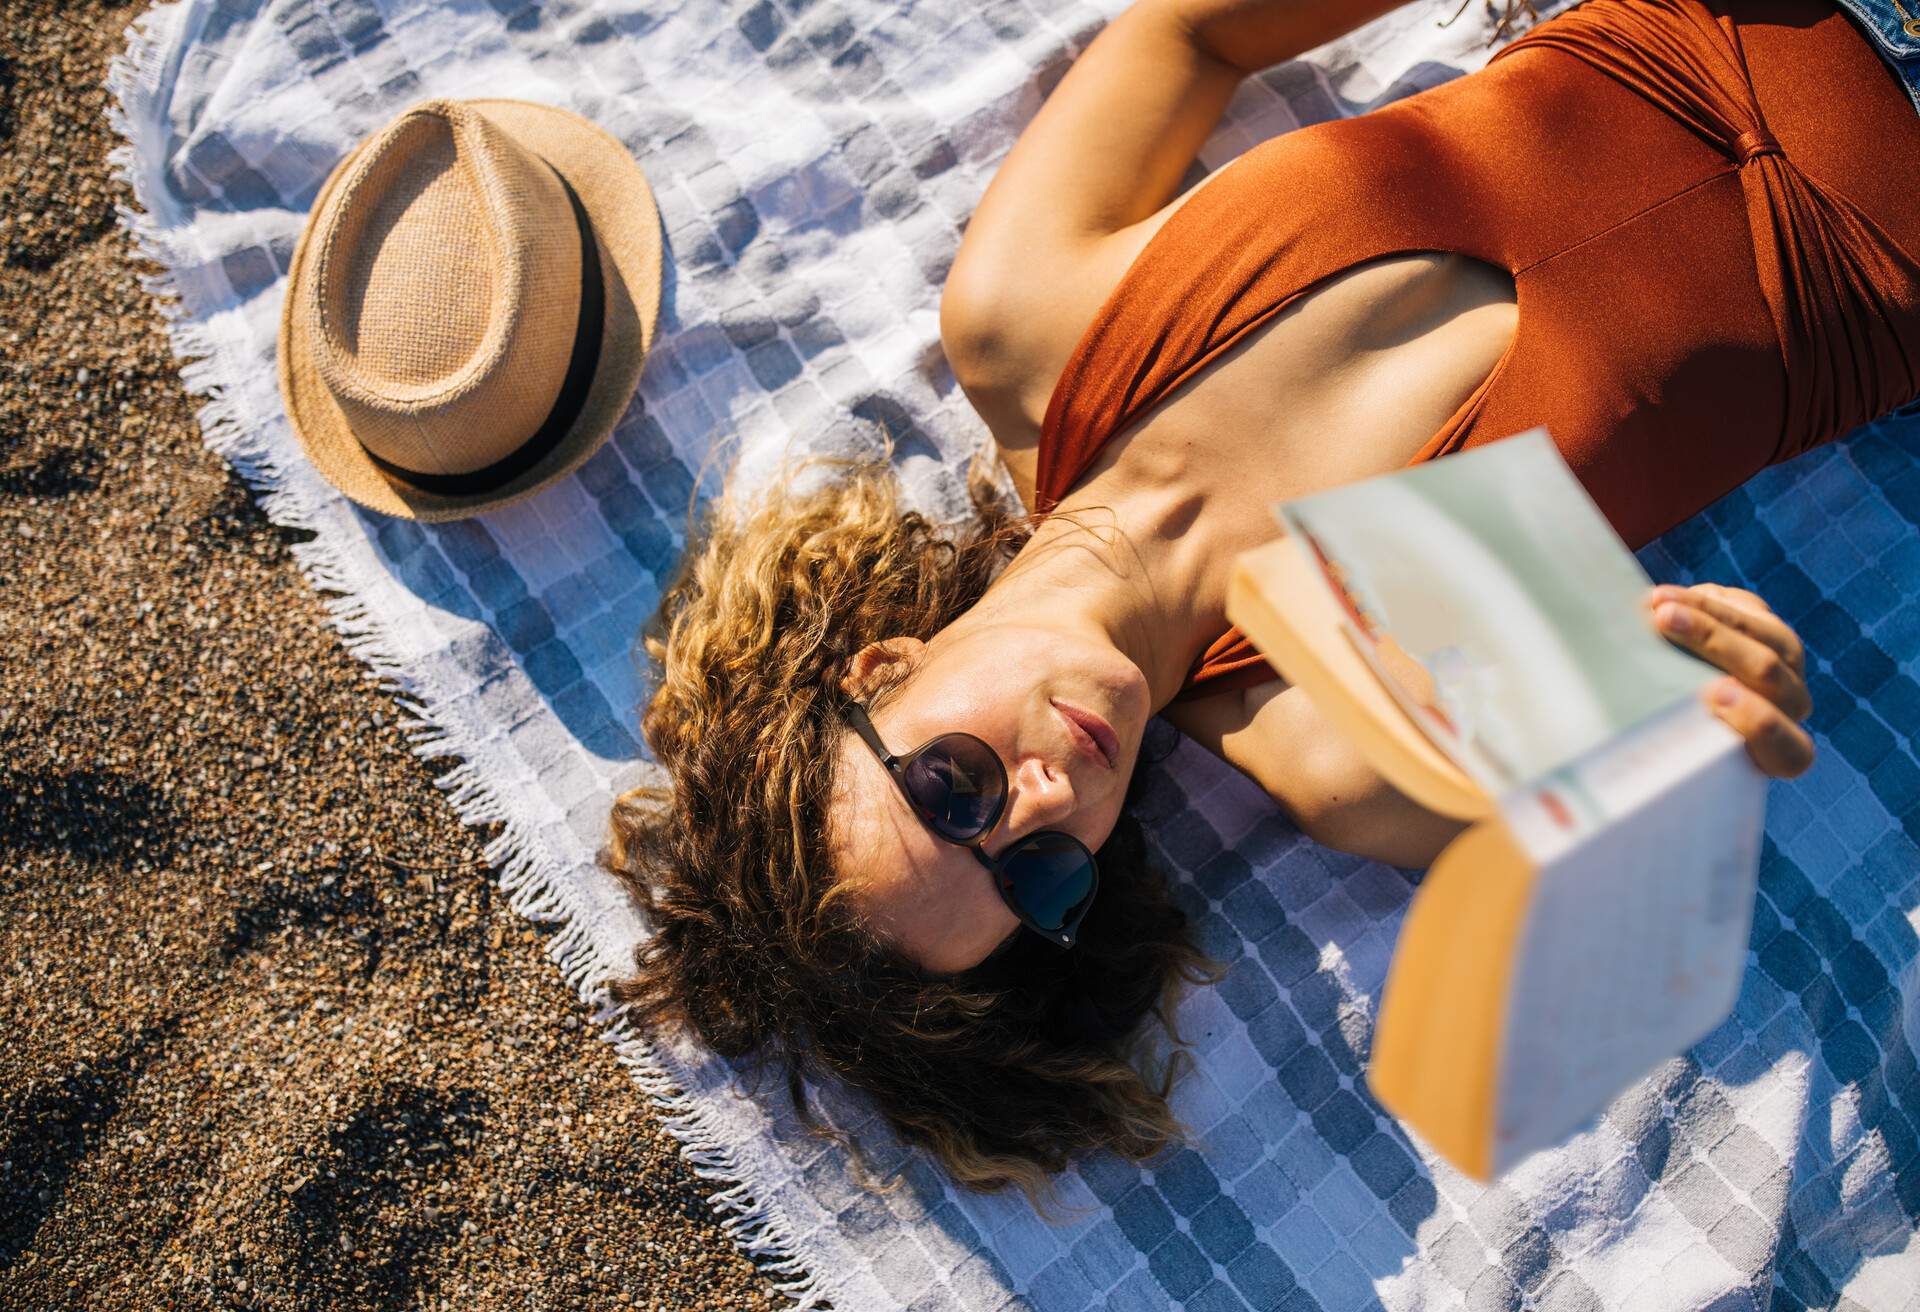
[1645,582,1816,779]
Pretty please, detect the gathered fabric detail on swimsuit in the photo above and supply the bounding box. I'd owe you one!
[1511,0,1920,465]
[1034,0,1920,700]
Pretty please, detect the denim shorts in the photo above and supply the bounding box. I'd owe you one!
[1831,0,1920,113]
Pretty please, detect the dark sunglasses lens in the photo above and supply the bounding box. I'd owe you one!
[902,736,1005,840]
[1002,833,1096,931]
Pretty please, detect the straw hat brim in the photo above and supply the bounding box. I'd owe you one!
[279,99,663,522]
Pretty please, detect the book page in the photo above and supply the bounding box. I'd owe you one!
[1277,430,1716,794]
[1488,703,1767,1172]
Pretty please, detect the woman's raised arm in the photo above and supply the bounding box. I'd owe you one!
[963,0,1406,247]
[941,0,1407,448]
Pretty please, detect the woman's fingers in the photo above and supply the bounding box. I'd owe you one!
[1705,676,1817,779]
[1647,585,1813,722]
[1648,583,1805,676]
[1643,581,1819,780]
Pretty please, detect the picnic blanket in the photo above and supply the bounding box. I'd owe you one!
[108,0,1920,1307]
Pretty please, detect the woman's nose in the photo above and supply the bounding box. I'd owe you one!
[1003,755,1077,836]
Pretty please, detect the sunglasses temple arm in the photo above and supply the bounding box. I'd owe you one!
[842,702,899,768]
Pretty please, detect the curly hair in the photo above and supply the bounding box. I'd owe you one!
[603,458,1212,1198]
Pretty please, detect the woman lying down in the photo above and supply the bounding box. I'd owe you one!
[606,0,1919,1194]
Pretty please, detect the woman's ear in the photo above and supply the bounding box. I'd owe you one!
[840,636,927,700]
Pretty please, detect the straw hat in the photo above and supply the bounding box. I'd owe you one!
[278,98,662,521]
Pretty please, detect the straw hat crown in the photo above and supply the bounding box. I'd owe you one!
[303,100,586,480]
[280,95,659,521]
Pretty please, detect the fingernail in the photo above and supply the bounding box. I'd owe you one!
[1712,680,1741,707]
[1657,603,1691,634]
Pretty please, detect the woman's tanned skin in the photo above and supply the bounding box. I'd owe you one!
[833,0,1816,972]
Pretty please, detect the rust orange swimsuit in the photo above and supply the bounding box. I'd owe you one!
[1035,0,1920,697]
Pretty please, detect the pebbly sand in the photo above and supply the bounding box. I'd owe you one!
[0,3,781,1308]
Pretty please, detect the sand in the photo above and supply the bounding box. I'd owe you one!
[0,4,782,1308]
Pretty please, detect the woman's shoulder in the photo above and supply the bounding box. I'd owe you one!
[940,162,1244,503]
[936,230,1124,488]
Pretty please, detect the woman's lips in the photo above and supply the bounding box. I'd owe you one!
[1052,700,1119,770]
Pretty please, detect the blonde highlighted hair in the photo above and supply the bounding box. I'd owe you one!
[604,459,1210,1197]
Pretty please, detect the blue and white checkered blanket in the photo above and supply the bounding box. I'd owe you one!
[110,0,1920,1307]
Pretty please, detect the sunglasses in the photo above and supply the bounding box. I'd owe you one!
[842,702,1099,949]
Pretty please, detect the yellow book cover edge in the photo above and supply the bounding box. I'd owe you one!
[1227,533,1539,1179]
[1225,539,1492,822]
[1368,816,1539,1180]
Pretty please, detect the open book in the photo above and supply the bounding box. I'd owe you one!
[1225,429,1767,1180]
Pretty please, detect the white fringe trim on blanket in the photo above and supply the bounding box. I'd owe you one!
[103,6,825,1306]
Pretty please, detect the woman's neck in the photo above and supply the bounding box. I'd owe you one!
[974,481,1228,710]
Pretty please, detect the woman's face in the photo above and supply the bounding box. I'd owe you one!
[831,619,1153,974]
